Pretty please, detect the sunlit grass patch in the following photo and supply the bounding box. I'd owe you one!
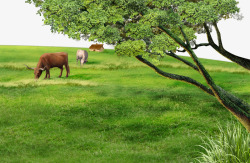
[0,63,42,73]
[205,66,250,74]
[0,79,98,88]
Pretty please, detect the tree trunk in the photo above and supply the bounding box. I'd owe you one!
[181,28,250,132]
[157,25,250,132]
[214,86,250,132]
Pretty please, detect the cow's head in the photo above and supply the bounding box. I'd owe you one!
[25,65,46,79]
[34,67,46,79]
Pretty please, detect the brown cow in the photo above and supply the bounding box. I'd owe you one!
[25,52,70,79]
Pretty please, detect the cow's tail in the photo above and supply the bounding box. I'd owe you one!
[66,52,70,76]
[67,64,70,75]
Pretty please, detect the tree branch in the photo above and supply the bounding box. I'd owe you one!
[146,50,199,72]
[164,51,199,71]
[213,22,223,48]
[204,23,250,70]
[177,43,210,52]
[135,55,214,96]
[193,43,210,49]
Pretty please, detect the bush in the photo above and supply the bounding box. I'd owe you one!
[197,122,250,163]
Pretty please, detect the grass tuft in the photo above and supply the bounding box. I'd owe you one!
[197,122,250,163]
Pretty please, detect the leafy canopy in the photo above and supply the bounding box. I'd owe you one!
[26,0,240,57]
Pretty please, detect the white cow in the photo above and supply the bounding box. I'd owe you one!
[76,49,88,66]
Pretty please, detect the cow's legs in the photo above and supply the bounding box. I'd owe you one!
[44,70,50,79]
[47,70,50,79]
[77,56,82,65]
[44,73,48,79]
[80,59,84,66]
[59,67,63,78]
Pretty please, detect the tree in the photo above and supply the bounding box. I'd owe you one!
[26,0,250,132]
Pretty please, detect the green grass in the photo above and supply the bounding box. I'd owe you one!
[0,45,249,162]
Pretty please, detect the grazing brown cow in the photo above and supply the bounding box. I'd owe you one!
[25,52,70,79]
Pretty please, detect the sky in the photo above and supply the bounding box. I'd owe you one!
[0,0,249,61]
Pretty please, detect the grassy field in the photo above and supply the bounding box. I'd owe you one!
[0,45,249,162]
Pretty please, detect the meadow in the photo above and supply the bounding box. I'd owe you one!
[0,45,249,162]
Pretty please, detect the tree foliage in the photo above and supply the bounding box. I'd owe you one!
[26,0,250,131]
[26,0,239,47]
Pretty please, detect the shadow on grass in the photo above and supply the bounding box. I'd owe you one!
[68,73,99,80]
[75,61,101,65]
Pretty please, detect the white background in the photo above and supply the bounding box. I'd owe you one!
[0,0,249,61]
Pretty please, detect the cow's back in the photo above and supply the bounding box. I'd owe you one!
[41,52,68,67]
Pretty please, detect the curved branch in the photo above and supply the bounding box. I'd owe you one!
[177,43,210,52]
[193,43,210,49]
[204,23,250,70]
[213,22,223,48]
[135,55,214,96]
[146,50,199,71]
